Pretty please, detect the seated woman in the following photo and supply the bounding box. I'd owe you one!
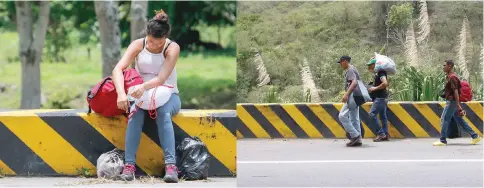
[111,9,181,183]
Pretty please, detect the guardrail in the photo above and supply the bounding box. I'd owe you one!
[236,102,483,139]
[0,109,236,177]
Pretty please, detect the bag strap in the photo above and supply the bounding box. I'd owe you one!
[448,73,461,91]
[87,90,92,114]
[86,77,112,114]
[88,77,112,100]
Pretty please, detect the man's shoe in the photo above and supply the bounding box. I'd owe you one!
[119,164,136,181]
[373,134,389,142]
[346,136,362,147]
[433,141,447,146]
[471,136,482,145]
[163,164,179,183]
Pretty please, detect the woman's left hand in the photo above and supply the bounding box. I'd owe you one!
[130,84,146,99]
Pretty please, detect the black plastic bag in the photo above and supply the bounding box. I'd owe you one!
[447,118,461,139]
[176,136,210,180]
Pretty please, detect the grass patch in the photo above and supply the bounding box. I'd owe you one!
[76,167,93,178]
[0,31,235,109]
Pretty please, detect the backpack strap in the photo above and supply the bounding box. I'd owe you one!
[86,75,113,114]
[87,77,112,100]
[448,73,462,94]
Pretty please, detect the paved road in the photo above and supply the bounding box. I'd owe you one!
[0,177,235,187]
[237,138,483,187]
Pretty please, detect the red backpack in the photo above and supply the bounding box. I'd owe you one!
[448,74,472,102]
[460,80,472,102]
[86,69,144,117]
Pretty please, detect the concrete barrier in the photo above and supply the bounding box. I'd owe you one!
[236,102,483,139]
[0,109,236,177]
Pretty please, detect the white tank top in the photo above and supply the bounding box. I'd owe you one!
[135,38,179,93]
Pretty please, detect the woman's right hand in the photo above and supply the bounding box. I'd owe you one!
[117,93,129,113]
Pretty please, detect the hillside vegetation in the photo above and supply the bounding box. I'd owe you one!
[237,1,483,103]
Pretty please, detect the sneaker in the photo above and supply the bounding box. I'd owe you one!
[163,164,179,183]
[353,139,363,146]
[471,136,482,145]
[346,135,362,147]
[373,134,389,142]
[433,141,447,146]
[119,164,136,181]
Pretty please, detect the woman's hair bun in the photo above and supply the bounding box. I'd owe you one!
[154,9,169,23]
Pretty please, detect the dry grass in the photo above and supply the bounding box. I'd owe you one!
[405,20,419,67]
[417,0,430,44]
[54,177,122,186]
[457,15,470,80]
[54,176,170,186]
[480,44,483,74]
[465,15,473,60]
[52,176,213,186]
[300,58,321,102]
[254,49,271,87]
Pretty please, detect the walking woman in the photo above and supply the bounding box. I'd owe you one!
[111,9,181,183]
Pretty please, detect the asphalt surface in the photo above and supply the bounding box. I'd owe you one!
[0,177,235,187]
[237,138,484,187]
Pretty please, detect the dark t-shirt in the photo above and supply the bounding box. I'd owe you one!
[370,71,388,99]
[445,73,460,101]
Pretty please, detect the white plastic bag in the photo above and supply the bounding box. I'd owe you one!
[129,85,173,111]
[96,148,124,179]
[374,52,396,75]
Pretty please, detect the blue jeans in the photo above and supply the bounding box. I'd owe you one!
[339,103,361,139]
[369,98,388,136]
[439,100,478,143]
[125,93,181,165]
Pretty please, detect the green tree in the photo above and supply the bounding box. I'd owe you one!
[15,1,50,109]
[388,2,414,46]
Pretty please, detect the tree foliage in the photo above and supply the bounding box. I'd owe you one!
[388,3,414,30]
[1,1,236,61]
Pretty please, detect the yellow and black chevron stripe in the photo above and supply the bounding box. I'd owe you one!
[236,102,483,139]
[0,109,236,177]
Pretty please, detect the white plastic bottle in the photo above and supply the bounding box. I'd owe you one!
[127,87,136,102]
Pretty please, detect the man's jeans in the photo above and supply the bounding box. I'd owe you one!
[369,98,388,136]
[439,100,478,143]
[339,103,361,139]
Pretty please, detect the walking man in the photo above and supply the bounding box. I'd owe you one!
[367,59,390,142]
[337,55,362,147]
[433,60,482,146]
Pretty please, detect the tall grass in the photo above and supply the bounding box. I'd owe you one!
[300,58,321,102]
[457,15,471,81]
[254,49,271,87]
[405,21,419,67]
[393,66,445,101]
[417,0,430,44]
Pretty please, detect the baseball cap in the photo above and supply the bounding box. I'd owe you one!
[367,59,376,65]
[336,55,351,63]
